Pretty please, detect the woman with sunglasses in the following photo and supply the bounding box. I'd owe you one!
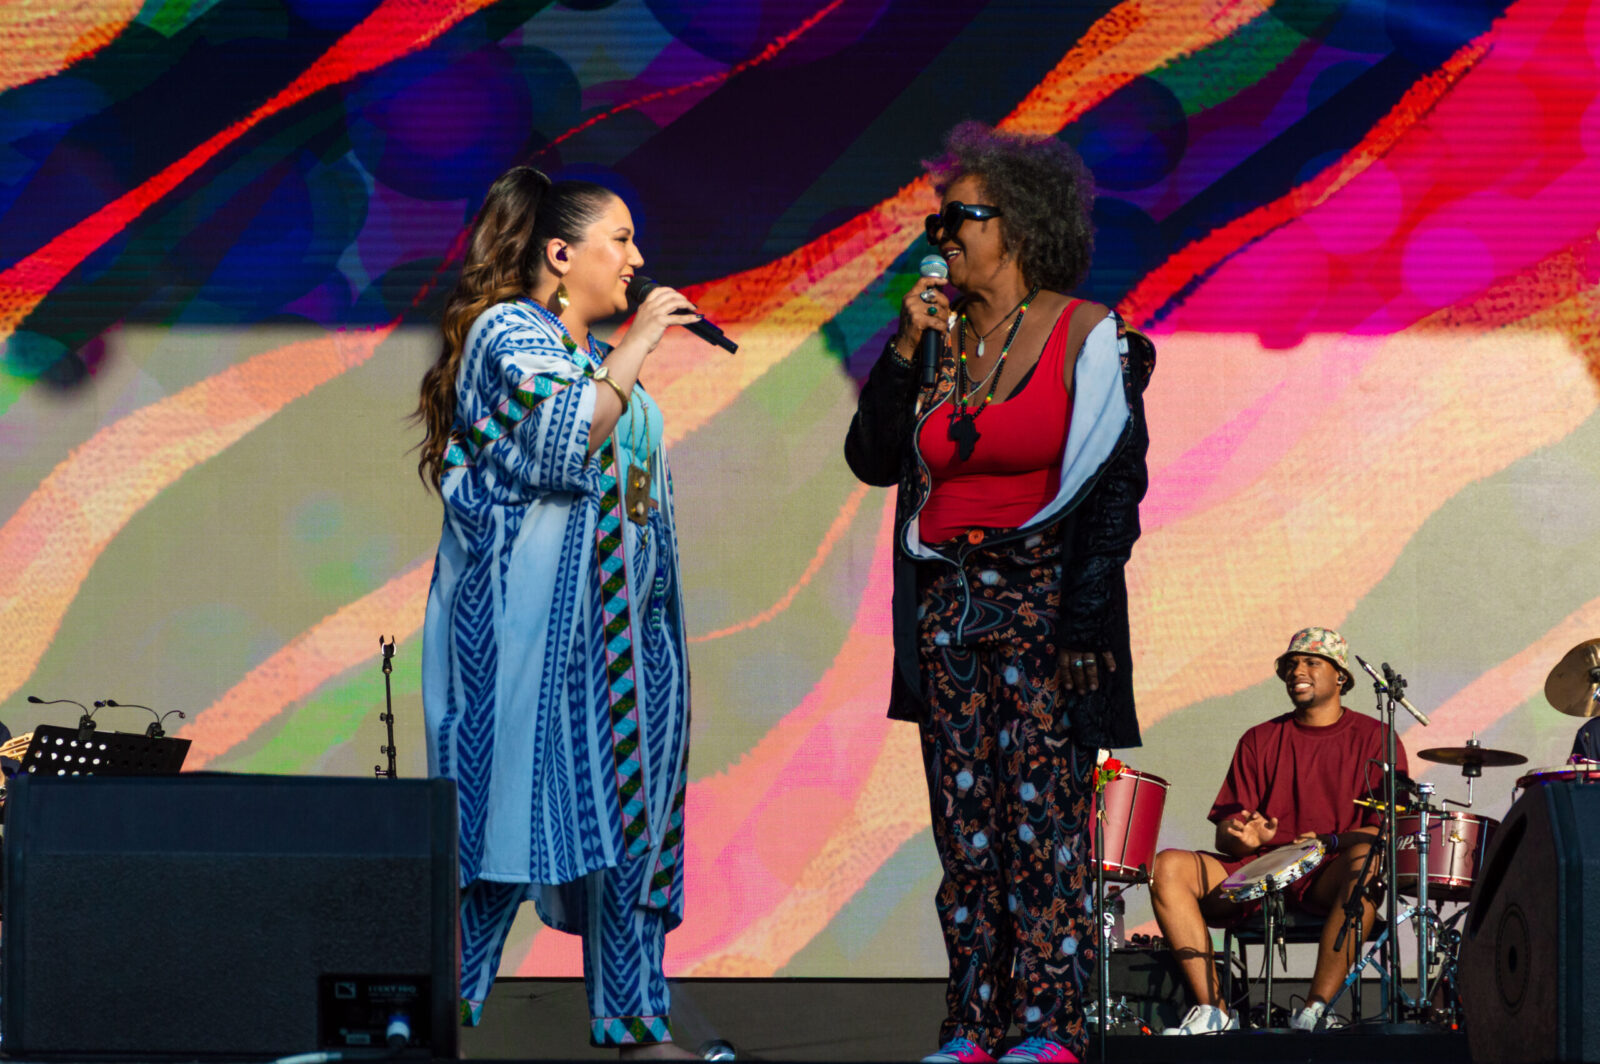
[844,122,1155,1064]
[416,167,701,1058]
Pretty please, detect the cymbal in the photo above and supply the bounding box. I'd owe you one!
[1418,745,1528,768]
[1545,639,1600,717]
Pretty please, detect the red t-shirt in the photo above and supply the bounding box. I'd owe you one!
[1208,708,1409,859]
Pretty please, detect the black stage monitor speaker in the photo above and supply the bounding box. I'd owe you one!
[1458,778,1600,1064]
[1,773,459,1058]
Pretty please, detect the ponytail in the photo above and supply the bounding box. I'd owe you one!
[414,167,614,489]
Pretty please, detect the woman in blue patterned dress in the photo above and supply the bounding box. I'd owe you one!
[415,167,699,1058]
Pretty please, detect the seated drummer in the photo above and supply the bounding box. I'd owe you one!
[1150,627,1409,1035]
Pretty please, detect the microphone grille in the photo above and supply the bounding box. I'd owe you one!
[919,254,949,280]
[625,274,657,304]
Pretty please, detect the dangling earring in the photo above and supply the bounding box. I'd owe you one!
[555,281,570,312]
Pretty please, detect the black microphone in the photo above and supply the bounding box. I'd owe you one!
[625,275,738,353]
[917,254,949,389]
[1355,654,1429,726]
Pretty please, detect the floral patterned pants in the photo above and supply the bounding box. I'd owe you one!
[916,528,1097,1056]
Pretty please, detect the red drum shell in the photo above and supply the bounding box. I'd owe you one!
[1515,764,1600,789]
[1092,768,1169,883]
[1394,811,1497,902]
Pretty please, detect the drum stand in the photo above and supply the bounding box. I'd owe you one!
[1094,811,1110,1062]
[1257,881,1290,1029]
[1325,902,1464,1024]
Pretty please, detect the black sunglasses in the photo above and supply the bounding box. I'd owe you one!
[925,201,1002,243]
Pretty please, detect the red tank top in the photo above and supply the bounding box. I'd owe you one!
[918,301,1079,544]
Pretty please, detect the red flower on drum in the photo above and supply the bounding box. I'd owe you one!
[1093,756,1126,794]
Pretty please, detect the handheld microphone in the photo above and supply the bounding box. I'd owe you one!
[625,275,738,353]
[917,254,949,389]
[1354,654,1430,726]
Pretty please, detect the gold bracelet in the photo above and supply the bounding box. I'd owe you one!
[592,368,631,406]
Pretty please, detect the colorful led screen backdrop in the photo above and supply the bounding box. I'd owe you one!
[3,0,1599,977]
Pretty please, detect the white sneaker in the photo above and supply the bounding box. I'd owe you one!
[1289,1000,1344,1031]
[1162,1004,1237,1035]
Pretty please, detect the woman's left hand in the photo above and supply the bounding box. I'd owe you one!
[1060,649,1116,694]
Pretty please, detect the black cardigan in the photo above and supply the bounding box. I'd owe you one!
[842,316,1155,750]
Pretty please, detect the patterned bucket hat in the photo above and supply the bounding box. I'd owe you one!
[1275,626,1354,693]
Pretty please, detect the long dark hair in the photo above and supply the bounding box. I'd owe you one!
[414,166,614,488]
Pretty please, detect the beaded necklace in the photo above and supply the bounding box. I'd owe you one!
[947,286,1040,461]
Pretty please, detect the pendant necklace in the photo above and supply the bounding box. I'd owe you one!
[948,286,1040,461]
[623,391,656,528]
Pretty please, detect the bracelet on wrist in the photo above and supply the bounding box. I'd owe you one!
[885,337,913,369]
[592,369,630,406]
[1323,833,1339,855]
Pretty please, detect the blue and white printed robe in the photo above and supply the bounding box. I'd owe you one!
[422,299,690,931]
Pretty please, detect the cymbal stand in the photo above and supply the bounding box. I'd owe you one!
[1411,780,1434,1007]
[1442,738,1482,812]
[1325,903,1462,1022]
[1260,882,1287,1029]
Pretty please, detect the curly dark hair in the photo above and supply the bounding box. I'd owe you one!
[924,121,1096,293]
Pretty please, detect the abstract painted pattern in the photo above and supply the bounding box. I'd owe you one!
[3,0,1599,975]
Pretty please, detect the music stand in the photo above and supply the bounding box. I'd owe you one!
[15,726,189,778]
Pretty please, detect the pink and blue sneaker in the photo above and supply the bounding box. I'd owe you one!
[922,1036,997,1063]
[997,1037,1080,1063]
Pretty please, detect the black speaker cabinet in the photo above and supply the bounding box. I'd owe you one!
[1458,779,1600,1064]
[1,773,459,1057]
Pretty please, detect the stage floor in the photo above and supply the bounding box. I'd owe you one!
[459,978,1470,1063]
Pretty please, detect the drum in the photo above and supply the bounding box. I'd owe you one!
[1394,811,1497,901]
[1217,839,1325,903]
[1515,763,1600,789]
[1091,768,1169,882]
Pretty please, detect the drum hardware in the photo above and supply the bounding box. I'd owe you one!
[1090,764,1168,1055]
[1543,637,1600,716]
[1093,797,1110,1062]
[1324,902,1467,1026]
[1083,994,1153,1036]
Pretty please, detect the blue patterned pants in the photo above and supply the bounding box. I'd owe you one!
[460,854,671,1046]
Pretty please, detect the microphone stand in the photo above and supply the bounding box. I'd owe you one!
[1377,671,1403,1025]
[375,636,398,779]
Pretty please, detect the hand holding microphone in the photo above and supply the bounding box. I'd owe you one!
[625,275,737,353]
[895,254,951,384]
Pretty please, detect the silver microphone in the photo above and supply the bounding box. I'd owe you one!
[1354,654,1430,726]
[917,255,949,390]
